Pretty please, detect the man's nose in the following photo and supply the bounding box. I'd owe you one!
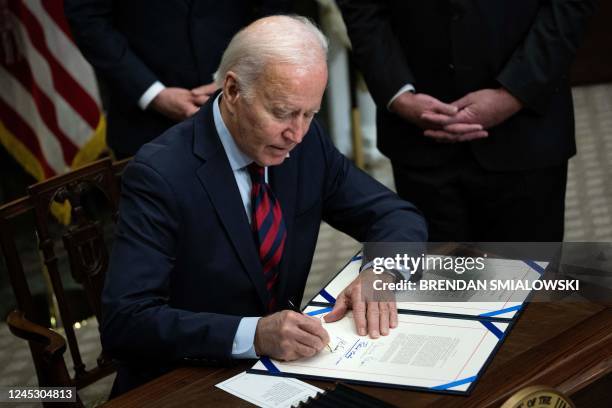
[284,117,308,143]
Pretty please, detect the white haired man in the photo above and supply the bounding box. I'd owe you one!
[102,15,427,396]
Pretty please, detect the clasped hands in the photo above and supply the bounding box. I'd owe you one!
[150,81,219,121]
[254,270,396,361]
[390,88,523,143]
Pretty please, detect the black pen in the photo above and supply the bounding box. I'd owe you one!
[288,299,299,311]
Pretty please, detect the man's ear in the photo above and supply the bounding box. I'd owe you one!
[222,71,240,113]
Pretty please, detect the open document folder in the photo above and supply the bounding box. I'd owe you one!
[310,253,548,320]
[250,306,510,395]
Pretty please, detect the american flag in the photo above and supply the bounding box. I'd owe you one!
[0,0,105,182]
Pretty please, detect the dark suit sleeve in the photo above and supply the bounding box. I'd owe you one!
[496,0,596,114]
[101,161,241,364]
[315,122,428,243]
[64,0,159,106]
[337,0,416,107]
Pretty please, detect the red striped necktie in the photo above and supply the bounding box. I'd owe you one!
[248,163,286,313]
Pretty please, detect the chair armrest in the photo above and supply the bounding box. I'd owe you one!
[6,310,67,360]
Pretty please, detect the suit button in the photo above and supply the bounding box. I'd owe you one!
[448,63,456,72]
[452,13,461,21]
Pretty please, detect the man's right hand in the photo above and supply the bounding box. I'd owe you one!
[254,310,330,361]
[389,92,487,142]
[149,87,200,121]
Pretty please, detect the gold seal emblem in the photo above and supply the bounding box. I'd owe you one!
[501,385,575,408]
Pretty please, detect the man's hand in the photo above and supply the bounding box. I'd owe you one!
[191,81,219,106]
[323,272,397,338]
[390,92,457,129]
[150,87,200,121]
[254,310,330,361]
[424,88,522,141]
[390,92,486,142]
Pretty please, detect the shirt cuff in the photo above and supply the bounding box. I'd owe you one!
[231,316,261,359]
[387,83,416,110]
[360,260,374,272]
[138,81,165,110]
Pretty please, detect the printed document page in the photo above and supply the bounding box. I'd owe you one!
[251,307,508,393]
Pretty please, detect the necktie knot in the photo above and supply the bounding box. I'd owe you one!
[247,163,265,184]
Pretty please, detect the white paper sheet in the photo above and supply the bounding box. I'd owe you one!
[216,371,323,408]
[251,307,508,393]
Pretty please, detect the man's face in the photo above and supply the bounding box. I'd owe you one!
[228,62,327,167]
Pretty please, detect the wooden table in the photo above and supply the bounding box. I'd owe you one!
[103,302,612,407]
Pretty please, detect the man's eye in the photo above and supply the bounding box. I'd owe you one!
[273,110,290,119]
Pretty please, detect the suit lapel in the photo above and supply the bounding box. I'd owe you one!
[269,152,298,309]
[192,102,270,311]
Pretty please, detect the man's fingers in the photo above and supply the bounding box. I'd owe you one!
[423,129,488,142]
[293,341,318,359]
[379,302,390,336]
[323,296,348,323]
[443,123,483,134]
[456,130,489,141]
[280,339,317,360]
[191,82,218,95]
[389,301,398,329]
[293,326,327,351]
[423,129,459,140]
[451,94,472,110]
[366,302,380,338]
[420,112,457,126]
[298,315,330,345]
[184,103,200,118]
[429,100,458,116]
[352,299,367,336]
[192,93,211,106]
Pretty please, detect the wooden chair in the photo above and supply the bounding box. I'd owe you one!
[0,157,129,407]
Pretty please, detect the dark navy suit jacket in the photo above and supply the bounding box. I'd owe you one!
[102,97,427,394]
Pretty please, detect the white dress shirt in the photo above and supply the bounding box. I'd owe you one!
[213,92,264,359]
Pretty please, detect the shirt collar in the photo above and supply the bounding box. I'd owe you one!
[213,92,253,171]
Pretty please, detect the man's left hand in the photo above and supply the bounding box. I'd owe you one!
[323,272,397,338]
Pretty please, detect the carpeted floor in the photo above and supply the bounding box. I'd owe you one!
[1,83,611,407]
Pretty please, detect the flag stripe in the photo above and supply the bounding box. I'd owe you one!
[10,15,96,149]
[0,64,66,173]
[0,0,106,187]
[26,0,100,101]
[4,55,78,160]
[11,1,99,128]
[39,0,75,43]
[0,99,55,178]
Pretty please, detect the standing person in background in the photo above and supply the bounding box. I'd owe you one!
[64,0,291,159]
[338,0,596,241]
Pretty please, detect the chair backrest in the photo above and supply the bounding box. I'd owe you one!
[0,157,129,406]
